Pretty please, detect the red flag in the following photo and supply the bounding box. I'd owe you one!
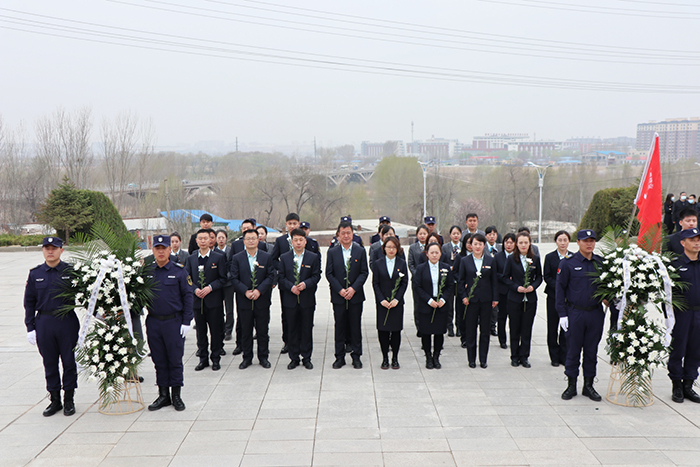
[634,133,663,251]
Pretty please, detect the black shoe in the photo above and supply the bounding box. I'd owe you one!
[381,357,390,370]
[683,380,700,403]
[461,342,468,349]
[447,327,455,337]
[425,355,434,369]
[239,359,252,369]
[281,345,289,354]
[562,377,577,400]
[490,329,497,336]
[352,357,363,369]
[148,386,172,411]
[468,362,476,369]
[480,362,488,369]
[511,359,520,367]
[259,359,271,369]
[551,361,560,367]
[672,380,684,403]
[391,358,400,370]
[43,391,63,417]
[220,349,226,356]
[288,360,300,370]
[416,331,422,338]
[224,333,232,341]
[303,360,314,370]
[520,359,531,368]
[63,389,75,416]
[582,377,602,401]
[232,346,243,356]
[196,349,203,358]
[332,358,346,369]
[194,360,209,371]
[500,343,508,349]
[433,354,442,370]
[212,361,221,371]
[171,386,185,411]
[455,328,461,337]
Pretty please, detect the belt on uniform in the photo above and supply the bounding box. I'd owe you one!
[567,302,600,312]
[689,306,700,312]
[37,310,59,316]
[148,312,182,321]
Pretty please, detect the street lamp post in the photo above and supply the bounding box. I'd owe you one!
[528,162,552,244]
[419,161,428,219]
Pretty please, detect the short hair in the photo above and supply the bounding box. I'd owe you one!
[449,225,462,235]
[691,194,697,198]
[471,233,487,245]
[680,207,698,220]
[242,229,259,238]
[466,213,478,220]
[680,191,687,196]
[196,228,212,238]
[199,213,213,223]
[554,230,570,241]
[338,220,353,231]
[379,224,394,236]
[484,226,498,235]
[170,231,182,241]
[256,225,268,234]
[216,229,228,238]
[517,226,531,234]
[242,218,256,228]
[285,213,300,222]
[502,232,516,244]
[382,236,401,255]
[290,228,306,238]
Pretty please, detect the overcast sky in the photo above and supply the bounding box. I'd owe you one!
[1,0,699,148]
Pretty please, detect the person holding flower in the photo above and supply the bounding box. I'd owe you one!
[412,242,454,369]
[502,232,542,368]
[371,236,408,369]
[543,230,573,367]
[555,229,605,401]
[457,234,499,368]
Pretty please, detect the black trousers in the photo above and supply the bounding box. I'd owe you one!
[194,304,224,363]
[35,313,79,392]
[454,293,463,337]
[239,305,270,362]
[333,302,363,359]
[507,299,537,360]
[285,304,314,362]
[421,333,444,356]
[223,285,234,337]
[546,295,567,365]
[378,330,401,357]
[464,301,492,364]
[146,316,184,387]
[497,293,509,346]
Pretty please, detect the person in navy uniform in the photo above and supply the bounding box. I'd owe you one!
[371,236,408,370]
[669,227,700,403]
[230,229,276,369]
[416,216,443,244]
[271,213,301,354]
[665,207,698,256]
[556,229,605,401]
[144,235,193,411]
[370,216,394,244]
[457,234,499,369]
[24,237,78,417]
[300,222,321,260]
[502,232,542,368]
[329,216,364,248]
[413,242,454,369]
[543,230,573,367]
[184,229,227,371]
[277,229,322,370]
[326,220,369,369]
[494,233,516,349]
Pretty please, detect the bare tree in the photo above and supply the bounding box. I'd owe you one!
[101,111,139,213]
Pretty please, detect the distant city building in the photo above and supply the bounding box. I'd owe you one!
[637,118,700,162]
[472,133,529,151]
[407,137,458,158]
[361,140,406,158]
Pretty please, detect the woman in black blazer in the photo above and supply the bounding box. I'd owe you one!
[442,225,463,337]
[502,232,542,368]
[412,242,454,369]
[371,237,408,370]
[407,224,430,276]
[457,234,499,368]
[543,230,573,367]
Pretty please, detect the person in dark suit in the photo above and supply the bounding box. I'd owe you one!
[371,236,408,370]
[543,230,573,367]
[230,229,276,369]
[300,222,321,261]
[665,207,698,256]
[664,193,675,234]
[256,225,269,244]
[326,220,369,369]
[413,242,454,369]
[277,229,322,370]
[369,225,397,269]
[673,192,689,232]
[329,216,365,248]
[214,230,234,352]
[271,213,302,354]
[517,227,540,256]
[187,213,213,254]
[457,234,499,369]
[408,225,430,276]
[184,229,227,371]
[170,232,189,264]
[484,226,501,257]
[442,225,462,337]
[461,213,485,241]
[502,232,542,368]
[493,233,516,349]
[423,216,444,243]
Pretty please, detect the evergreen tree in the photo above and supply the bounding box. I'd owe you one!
[37,177,93,243]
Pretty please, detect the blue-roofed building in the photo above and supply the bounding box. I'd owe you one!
[159,210,277,233]
[581,150,626,166]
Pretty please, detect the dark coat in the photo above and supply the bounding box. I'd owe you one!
[457,254,498,304]
[493,250,511,297]
[502,253,543,303]
[229,249,275,311]
[371,256,408,331]
[277,250,321,308]
[412,261,454,335]
[407,242,427,277]
[229,239,268,258]
[325,243,368,305]
[543,250,573,296]
[184,250,227,310]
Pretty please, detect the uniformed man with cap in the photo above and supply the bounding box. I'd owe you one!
[556,229,605,401]
[669,227,700,403]
[370,216,392,244]
[145,235,194,411]
[300,222,321,260]
[330,216,364,248]
[417,216,443,244]
[24,237,79,417]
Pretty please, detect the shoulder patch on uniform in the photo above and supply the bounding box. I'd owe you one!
[187,275,193,286]
[175,262,184,268]
[30,265,40,271]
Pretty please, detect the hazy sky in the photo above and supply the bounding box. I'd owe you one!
[1,0,699,148]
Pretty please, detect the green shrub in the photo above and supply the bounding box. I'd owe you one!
[579,185,639,237]
[0,234,46,247]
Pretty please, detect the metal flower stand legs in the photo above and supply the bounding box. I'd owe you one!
[606,363,654,407]
[98,373,145,415]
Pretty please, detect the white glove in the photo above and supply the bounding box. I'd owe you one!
[559,317,569,333]
[180,325,191,338]
[27,330,37,346]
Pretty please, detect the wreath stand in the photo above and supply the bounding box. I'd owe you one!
[98,373,145,415]
[606,363,654,407]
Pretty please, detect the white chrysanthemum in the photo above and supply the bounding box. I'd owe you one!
[629,294,638,303]
[626,319,635,326]
[615,333,625,342]
[631,339,639,347]
[649,350,659,360]
[105,354,114,362]
[652,334,661,343]
[98,362,105,370]
[118,348,128,356]
[122,356,129,363]
[123,276,131,284]
[92,355,100,363]
[642,370,650,378]
[109,366,117,374]
[640,336,649,344]
[116,376,125,384]
[131,357,137,363]
[102,344,111,352]
[113,344,120,351]
[89,365,97,373]
[97,328,105,336]
[132,339,138,346]
[104,332,113,342]
[136,276,144,284]
[88,374,97,383]
[105,296,113,304]
[99,371,107,378]
[122,366,129,374]
[627,356,636,365]
[117,337,124,344]
[613,280,622,288]
[106,386,114,393]
[627,345,635,353]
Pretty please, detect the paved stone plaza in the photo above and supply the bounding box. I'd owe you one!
[1,246,700,467]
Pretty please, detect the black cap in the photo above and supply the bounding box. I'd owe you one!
[300,222,310,229]
[379,216,391,223]
[577,229,596,240]
[42,237,63,248]
[340,216,352,223]
[424,216,436,224]
[153,235,171,247]
[680,228,700,240]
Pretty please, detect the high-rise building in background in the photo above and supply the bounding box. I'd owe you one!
[637,118,700,162]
